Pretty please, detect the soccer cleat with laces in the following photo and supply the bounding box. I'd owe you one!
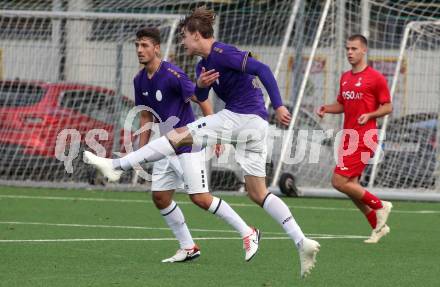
[364,224,390,244]
[243,227,260,262]
[298,238,320,278]
[375,201,393,231]
[161,245,201,263]
[83,151,122,182]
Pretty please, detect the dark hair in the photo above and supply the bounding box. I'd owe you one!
[136,27,161,45]
[178,6,215,38]
[347,34,368,47]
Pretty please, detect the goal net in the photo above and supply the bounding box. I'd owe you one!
[0,0,297,189]
[0,3,181,184]
[367,20,440,190]
[271,0,440,195]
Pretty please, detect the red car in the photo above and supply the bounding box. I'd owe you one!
[0,80,137,182]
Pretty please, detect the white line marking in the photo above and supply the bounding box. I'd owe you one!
[0,221,270,234]
[0,221,367,238]
[0,235,367,243]
[0,194,438,214]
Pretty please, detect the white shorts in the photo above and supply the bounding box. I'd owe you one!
[187,109,268,177]
[151,150,209,194]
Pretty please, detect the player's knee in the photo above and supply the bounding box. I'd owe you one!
[331,176,345,191]
[166,127,193,148]
[189,194,211,210]
[152,192,172,209]
[247,190,264,206]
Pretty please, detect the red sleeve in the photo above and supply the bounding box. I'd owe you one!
[375,74,391,104]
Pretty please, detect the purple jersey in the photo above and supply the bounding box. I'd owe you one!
[134,61,195,154]
[196,42,268,120]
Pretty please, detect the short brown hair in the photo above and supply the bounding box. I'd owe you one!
[136,27,161,45]
[348,34,368,47]
[179,6,215,39]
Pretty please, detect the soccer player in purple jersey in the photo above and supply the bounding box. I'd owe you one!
[84,8,319,277]
[108,27,260,263]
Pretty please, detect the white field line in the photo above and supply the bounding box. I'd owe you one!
[0,194,439,214]
[0,235,367,243]
[0,221,365,238]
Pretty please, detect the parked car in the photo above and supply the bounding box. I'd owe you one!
[0,80,137,182]
[361,112,438,188]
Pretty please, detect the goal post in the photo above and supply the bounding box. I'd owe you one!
[368,20,440,189]
[267,1,440,199]
[271,0,333,187]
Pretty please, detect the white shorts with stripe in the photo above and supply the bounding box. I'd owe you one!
[151,150,209,194]
[186,109,268,177]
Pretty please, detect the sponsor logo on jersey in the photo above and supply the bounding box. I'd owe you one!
[342,90,363,100]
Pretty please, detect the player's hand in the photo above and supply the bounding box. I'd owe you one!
[275,106,291,127]
[214,144,224,158]
[316,105,326,118]
[358,113,371,125]
[197,67,220,88]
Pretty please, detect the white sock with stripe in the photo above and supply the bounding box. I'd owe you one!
[262,193,305,248]
[160,201,194,249]
[208,196,253,237]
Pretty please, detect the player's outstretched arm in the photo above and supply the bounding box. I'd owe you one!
[244,57,283,110]
[316,102,344,118]
[358,102,392,125]
[243,57,292,126]
[369,102,392,119]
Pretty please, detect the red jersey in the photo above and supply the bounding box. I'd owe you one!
[337,66,391,136]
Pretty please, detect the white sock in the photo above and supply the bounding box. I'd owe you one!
[262,193,305,248]
[114,136,175,170]
[208,197,252,237]
[160,201,194,249]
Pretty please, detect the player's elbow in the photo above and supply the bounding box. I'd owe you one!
[384,103,393,115]
[190,95,200,104]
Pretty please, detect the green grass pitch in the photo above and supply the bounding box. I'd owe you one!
[1,186,439,287]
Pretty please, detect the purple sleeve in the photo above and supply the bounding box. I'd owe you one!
[176,70,195,102]
[194,63,210,102]
[133,78,143,106]
[244,56,283,109]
